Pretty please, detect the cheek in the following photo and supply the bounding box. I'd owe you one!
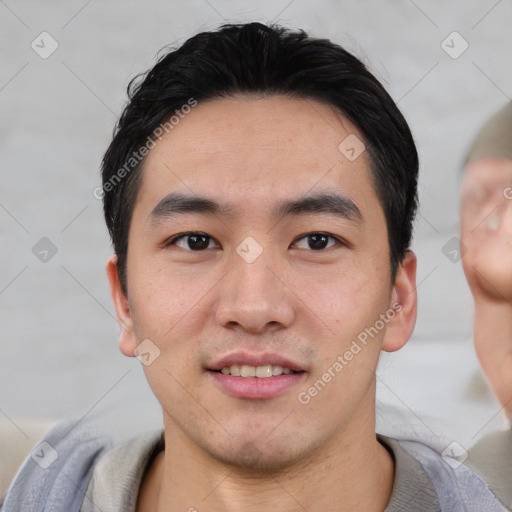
[129,275,207,403]
[461,203,495,241]
[306,262,390,346]
[127,258,211,349]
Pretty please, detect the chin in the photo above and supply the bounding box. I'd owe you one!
[206,437,315,474]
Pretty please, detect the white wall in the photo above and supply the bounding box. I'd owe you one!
[1,0,510,450]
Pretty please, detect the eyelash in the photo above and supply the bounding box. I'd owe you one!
[164,231,346,251]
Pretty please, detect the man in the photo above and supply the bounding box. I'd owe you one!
[457,102,512,511]
[2,22,510,512]
[460,102,512,423]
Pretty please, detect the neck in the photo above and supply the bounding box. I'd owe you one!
[473,298,512,421]
[138,396,394,512]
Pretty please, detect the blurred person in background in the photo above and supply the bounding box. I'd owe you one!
[460,101,512,422]
[459,102,512,510]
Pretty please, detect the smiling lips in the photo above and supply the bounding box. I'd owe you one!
[219,364,298,378]
[209,352,305,373]
[208,353,307,399]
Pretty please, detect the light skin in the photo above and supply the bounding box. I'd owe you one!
[460,157,512,421]
[107,95,417,512]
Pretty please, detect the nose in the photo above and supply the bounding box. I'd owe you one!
[214,242,295,334]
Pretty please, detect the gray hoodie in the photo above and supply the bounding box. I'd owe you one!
[2,416,510,512]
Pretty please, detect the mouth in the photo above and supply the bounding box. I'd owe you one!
[214,364,303,378]
[206,353,307,399]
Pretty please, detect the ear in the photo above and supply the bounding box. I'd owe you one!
[106,254,137,357]
[381,250,417,352]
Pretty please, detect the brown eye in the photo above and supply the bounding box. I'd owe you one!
[167,232,218,251]
[293,232,340,250]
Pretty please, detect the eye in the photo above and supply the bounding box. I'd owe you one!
[165,232,219,251]
[165,231,344,252]
[292,232,342,251]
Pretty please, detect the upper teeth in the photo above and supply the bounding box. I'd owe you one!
[220,364,293,378]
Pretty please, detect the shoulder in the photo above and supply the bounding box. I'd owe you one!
[467,429,512,510]
[379,433,511,511]
[80,427,164,512]
[2,417,113,512]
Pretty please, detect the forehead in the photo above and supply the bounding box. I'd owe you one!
[462,158,512,190]
[135,95,381,219]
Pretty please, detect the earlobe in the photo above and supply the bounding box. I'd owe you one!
[106,254,138,357]
[381,251,417,353]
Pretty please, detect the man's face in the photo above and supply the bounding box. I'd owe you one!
[460,158,512,299]
[460,158,512,234]
[111,95,412,470]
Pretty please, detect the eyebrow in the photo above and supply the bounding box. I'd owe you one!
[148,191,362,226]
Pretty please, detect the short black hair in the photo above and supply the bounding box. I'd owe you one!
[101,21,418,294]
